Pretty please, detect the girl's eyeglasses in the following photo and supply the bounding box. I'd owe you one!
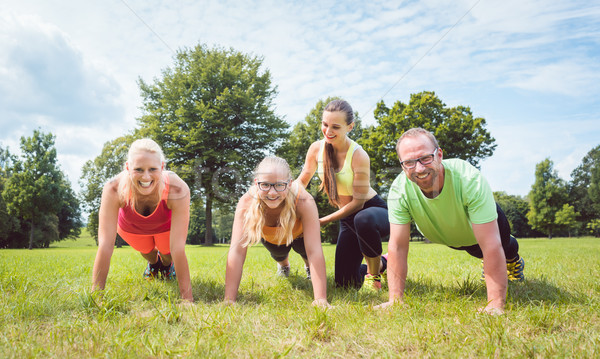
[257,181,289,192]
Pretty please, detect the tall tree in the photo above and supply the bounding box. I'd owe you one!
[554,204,579,237]
[568,144,600,234]
[277,97,363,243]
[527,158,568,239]
[79,135,134,243]
[2,130,81,248]
[0,146,23,248]
[137,44,288,245]
[360,91,496,194]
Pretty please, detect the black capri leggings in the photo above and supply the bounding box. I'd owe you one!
[335,195,390,288]
[449,203,519,260]
[261,237,308,262]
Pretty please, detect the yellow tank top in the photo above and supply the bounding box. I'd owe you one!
[317,139,360,196]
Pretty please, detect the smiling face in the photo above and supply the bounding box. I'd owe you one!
[397,134,444,197]
[127,150,164,196]
[254,164,291,209]
[321,110,353,144]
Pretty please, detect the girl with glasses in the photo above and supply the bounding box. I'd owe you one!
[298,99,389,292]
[91,138,193,302]
[224,156,329,307]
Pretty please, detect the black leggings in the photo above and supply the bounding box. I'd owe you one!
[449,203,519,260]
[335,195,390,288]
[261,237,307,262]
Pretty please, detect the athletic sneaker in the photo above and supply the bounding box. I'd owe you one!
[507,257,525,282]
[305,266,311,280]
[360,273,382,293]
[161,263,176,281]
[143,261,160,280]
[480,257,526,282]
[277,263,290,278]
[380,254,388,285]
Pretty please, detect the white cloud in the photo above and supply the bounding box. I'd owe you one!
[1,0,598,198]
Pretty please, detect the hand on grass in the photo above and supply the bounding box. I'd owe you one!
[179,299,195,307]
[374,299,403,311]
[223,298,237,306]
[478,305,505,316]
[312,298,331,309]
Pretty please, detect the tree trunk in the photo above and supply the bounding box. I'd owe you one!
[204,192,213,246]
[28,219,34,250]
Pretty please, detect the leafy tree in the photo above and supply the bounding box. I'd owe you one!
[568,145,600,234]
[360,91,496,194]
[555,204,579,237]
[527,158,568,239]
[277,97,363,243]
[2,130,82,248]
[79,135,134,244]
[187,199,217,244]
[587,219,600,237]
[0,146,23,248]
[137,44,288,245]
[493,191,539,238]
[213,205,235,243]
[589,154,600,213]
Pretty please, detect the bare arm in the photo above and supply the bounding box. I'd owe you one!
[167,173,193,302]
[224,194,251,303]
[387,223,411,302]
[296,141,320,188]
[319,148,372,225]
[473,220,507,313]
[296,187,328,305]
[375,223,411,310]
[91,179,121,291]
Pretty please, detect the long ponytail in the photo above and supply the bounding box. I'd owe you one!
[320,142,339,206]
[320,99,354,207]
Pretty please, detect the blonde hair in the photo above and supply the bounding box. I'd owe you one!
[241,156,297,247]
[118,138,166,210]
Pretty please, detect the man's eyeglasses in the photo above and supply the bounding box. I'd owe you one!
[400,148,439,169]
[257,181,289,192]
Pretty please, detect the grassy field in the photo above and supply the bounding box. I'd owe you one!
[0,232,598,358]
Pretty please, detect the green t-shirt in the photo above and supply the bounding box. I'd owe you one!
[387,159,497,247]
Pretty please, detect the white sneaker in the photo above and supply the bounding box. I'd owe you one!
[276,263,290,277]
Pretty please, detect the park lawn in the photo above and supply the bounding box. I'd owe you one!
[0,236,598,358]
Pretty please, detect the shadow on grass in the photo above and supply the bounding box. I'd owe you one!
[507,276,583,305]
[403,274,582,305]
[191,277,226,304]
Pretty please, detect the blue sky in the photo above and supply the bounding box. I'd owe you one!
[1,0,599,196]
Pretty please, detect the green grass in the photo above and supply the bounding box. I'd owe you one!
[1,236,599,358]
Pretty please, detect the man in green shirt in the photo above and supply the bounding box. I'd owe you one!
[378,128,524,315]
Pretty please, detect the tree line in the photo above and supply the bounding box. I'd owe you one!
[0,131,82,248]
[2,43,598,248]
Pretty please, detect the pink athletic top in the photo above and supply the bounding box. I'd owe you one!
[117,172,171,234]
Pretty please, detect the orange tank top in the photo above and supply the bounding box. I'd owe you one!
[262,190,303,245]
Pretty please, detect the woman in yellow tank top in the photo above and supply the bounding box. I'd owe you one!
[224,157,329,307]
[298,99,390,291]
